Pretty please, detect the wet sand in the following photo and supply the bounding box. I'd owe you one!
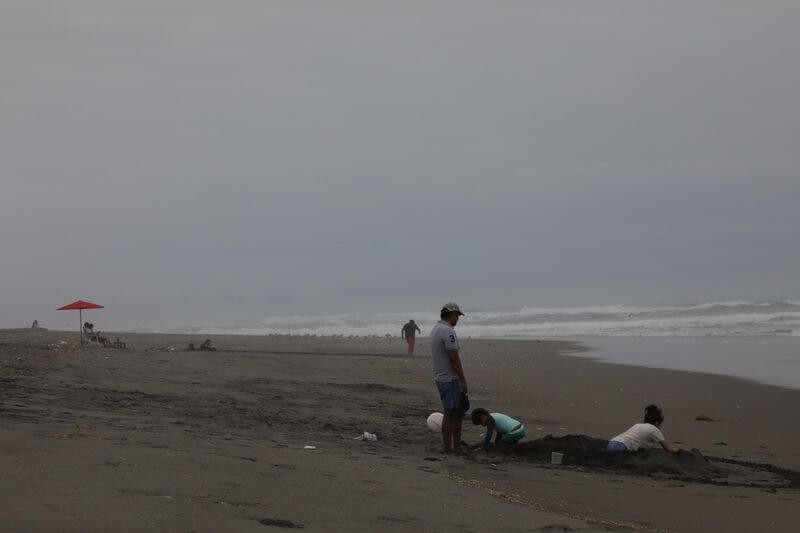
[1,328,798,532]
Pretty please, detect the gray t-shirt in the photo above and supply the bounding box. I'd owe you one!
[430,320,460,382]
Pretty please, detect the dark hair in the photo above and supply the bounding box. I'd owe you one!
[644,404,664,425]
[471,408,489,425]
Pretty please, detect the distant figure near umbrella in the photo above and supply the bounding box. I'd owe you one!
[83,322,111,347]
[56,299,105,347]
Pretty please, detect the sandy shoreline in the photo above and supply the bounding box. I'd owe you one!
[1,328,798,532]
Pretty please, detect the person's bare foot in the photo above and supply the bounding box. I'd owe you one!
[443,447,467,455]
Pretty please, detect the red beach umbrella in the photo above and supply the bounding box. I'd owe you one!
[57,299,105,346]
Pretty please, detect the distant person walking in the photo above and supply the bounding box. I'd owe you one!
[430,302,468,454]
[401,319,421,355]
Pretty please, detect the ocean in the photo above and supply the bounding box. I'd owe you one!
[147,300,800,338]
[134,300,800,390]
[569,336,800,390]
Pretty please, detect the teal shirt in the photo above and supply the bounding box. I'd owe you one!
[491,413,520,434]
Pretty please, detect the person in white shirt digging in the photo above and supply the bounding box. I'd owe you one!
[608,404,681,453]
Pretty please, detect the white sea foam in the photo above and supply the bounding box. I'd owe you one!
[125,300,800,338]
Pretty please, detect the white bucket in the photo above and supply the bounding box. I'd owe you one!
[551,452,564,465]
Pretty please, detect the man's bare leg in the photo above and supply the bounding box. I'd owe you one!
[452,415,464,454]
[441,412,454,452]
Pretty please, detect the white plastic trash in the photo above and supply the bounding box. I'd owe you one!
[359,431,378,442]
[303,445,316,450]
[551,452,563,465]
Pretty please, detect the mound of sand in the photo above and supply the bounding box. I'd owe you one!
[494,434,800,489]
[503,434,720,477]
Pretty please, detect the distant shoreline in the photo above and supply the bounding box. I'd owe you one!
[12,327,800,390]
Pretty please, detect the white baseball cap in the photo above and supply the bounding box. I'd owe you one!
[442,302,465,316]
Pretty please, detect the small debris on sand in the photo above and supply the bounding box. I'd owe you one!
[257,517,304,528]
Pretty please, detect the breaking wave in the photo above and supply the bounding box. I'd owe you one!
[136,300,800,338]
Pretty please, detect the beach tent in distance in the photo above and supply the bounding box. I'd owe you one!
[57,299,105,347]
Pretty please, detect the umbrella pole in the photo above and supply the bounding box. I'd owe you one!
[79,309,83,347]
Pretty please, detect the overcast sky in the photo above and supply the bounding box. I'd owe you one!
[2,1,799,329]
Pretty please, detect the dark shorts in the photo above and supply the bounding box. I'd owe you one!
[436,379,464,413]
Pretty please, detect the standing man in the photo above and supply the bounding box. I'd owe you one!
[401,319,421,356]
[429,302,468,454]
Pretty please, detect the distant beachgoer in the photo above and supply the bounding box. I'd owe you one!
[401,319,421,355]
[430,302,468,454]
[199,339,217,351]
[83,322,111,347]
[608,404,681,453]
[83,322,96,340]
[187,342,197,351]
[470,408,526,450]
[31,320,39,328]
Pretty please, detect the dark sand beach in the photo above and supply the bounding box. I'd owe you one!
[1,328,798,532]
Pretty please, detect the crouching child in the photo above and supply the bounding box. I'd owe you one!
[471,408,526,450]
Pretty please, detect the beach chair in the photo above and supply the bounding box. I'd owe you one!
[82,327,102,347]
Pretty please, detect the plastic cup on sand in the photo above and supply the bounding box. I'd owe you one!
[551,452,564,465]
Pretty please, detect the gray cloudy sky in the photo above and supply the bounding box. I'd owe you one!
[2,1,799,329]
